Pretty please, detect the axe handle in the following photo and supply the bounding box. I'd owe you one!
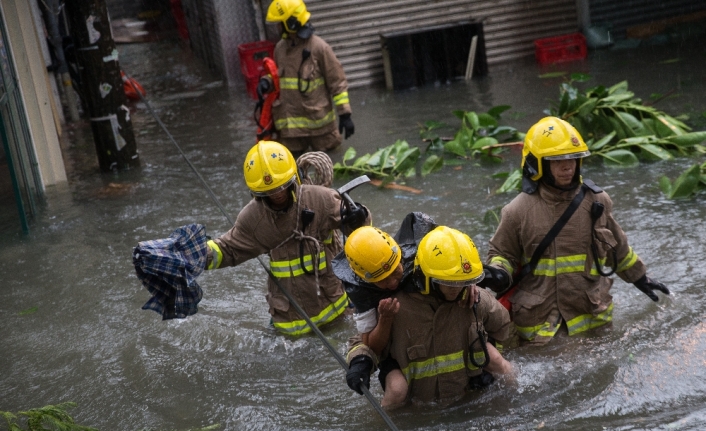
[340,191,358,212]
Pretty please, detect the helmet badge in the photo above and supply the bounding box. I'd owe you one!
[542,125,554,137]
[571,135,580,146]
[263,173,273,185]
[461,258,472,274]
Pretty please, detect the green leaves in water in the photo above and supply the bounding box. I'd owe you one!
[333,106,522,185]
[334,78,706,199]
[0,402,98,431]
[333,139,425,184]
[547,77,706,198]
[659,162,706,199]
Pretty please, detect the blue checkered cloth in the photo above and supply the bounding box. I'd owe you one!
[133,223,208,320]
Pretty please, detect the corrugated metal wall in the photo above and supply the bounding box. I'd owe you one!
[299,0,580,88]
[589,0,706,39]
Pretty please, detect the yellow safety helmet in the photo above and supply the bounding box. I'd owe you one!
[266,0,311,34]
[522,116,590,183]
[414,226,484,295]
[243,140,300,197]
[345,226,402,283]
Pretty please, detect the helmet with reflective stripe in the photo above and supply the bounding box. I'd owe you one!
[414,226,484,295]
[345,226,401,283]
[266,0,311,34]
[522,116,590,184]
[244,140,300,197]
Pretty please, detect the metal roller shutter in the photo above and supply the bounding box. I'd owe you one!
[589,0,706,40]
[302,0,579,88]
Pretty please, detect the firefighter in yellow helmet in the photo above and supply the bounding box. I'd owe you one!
[257,0,354,157]
[481,116,669,344]
[205,141,370,336]
[333,213,437,408]
[345,226,514,406]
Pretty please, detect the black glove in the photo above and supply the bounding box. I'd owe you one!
[338,113,355,139]
[346,356,373,395]
[341,204,367,230]
[256,77,271,99]
[633,275,670,302]
[478,265,511,293]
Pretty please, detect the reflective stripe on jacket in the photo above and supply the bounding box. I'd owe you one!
[387,289,512,404]
[487,182,647,342]
[272,34,351,138]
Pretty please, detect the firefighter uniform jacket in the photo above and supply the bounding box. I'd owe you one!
[272,34,351,138]
[347,288,512,404]
[209,183,368,336]
[487,181,647,343]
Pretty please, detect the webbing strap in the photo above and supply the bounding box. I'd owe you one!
[516,184,588,284]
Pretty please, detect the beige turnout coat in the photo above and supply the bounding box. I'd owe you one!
[487,182,647,342]
[210,183,367,336]
[348,289,512,404]
[272,34,351,138]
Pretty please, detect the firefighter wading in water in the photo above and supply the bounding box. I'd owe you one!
[346,226,514,406]
[257,0,354,157]
[205,141,369,336]
[481,116,670,344]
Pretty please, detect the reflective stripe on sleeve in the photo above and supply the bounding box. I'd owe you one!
[332,91,349,105]
[489,256,514,275]
[207,240,222,270]
[616,247,639,272]
[273,293,349,336]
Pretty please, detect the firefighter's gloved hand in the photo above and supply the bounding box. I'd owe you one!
[341,204,367,230]
[478,265,511,293]
[346,356,373,395]
[256,78,271,99]
[633,275,670,302]
[338,113,355,139]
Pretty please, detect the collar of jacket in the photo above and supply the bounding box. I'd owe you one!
[538,181,580,203]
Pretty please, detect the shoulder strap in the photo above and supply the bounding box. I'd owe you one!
[516,184,589,283]
[582,178,603,194]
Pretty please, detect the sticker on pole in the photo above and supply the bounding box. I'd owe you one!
[99,82,112,98]
[86,16,101,44]
[103,49,119,63]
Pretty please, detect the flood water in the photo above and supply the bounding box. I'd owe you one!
[1,31,706,431]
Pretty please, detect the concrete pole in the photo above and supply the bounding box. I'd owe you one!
[63,0,139,172]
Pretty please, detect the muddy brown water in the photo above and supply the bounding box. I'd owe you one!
[1,35,705,430]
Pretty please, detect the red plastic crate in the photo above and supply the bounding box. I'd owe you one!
[534,33,587,65]
[238,40,275,78]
